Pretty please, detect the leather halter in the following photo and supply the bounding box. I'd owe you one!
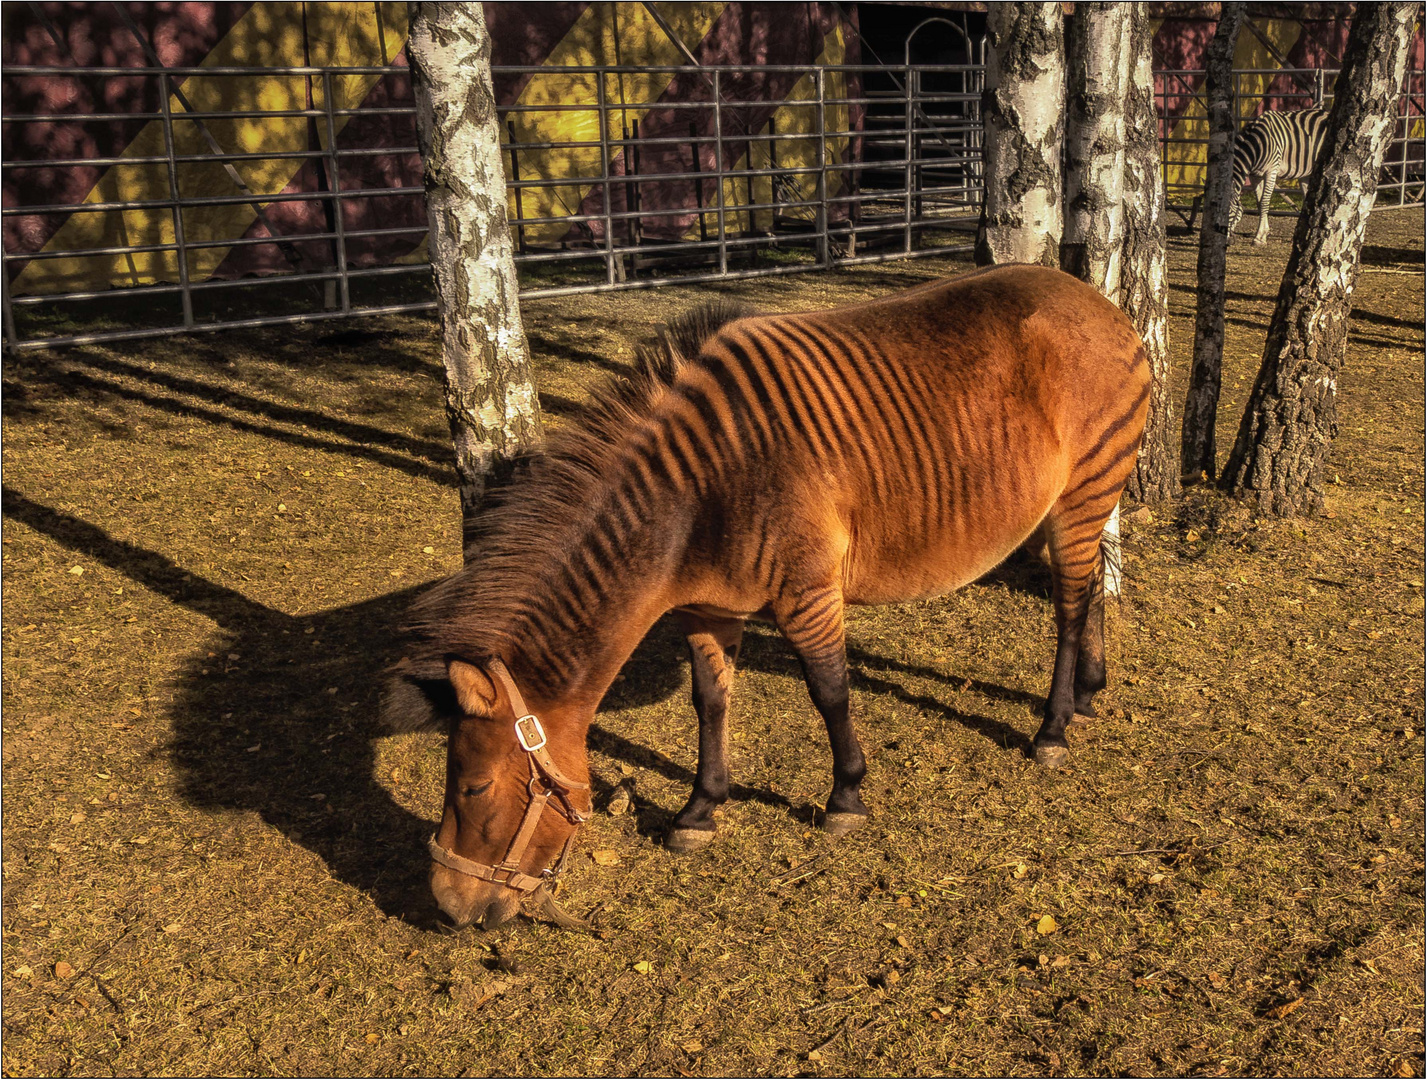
[427,659,592,924]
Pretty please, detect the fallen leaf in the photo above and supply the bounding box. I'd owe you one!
[1394,1059,1416,1078]
[365,1033,380,1045]
[884,968,900,984]
[1185,529,1200,543]
[162,922,182,934]
[1012,862,1028,880]
[1207,971,1226,989]
[682,1040,703,1053]
[929,1008,945,1022]
[1389,816,1403,829]
[277,503,286,512]
[1262,996,1304,1021]
[590,849,620,867]
[1051,955,1071,969]
[68,566,84,576]
[69,812,86,824]
[1148,873,1165,884]
[54,961,74,979]
[806,1050,822,1062]
[895,935,909,948]
[422,546,435,554]
[11,965,33,979]
[896,895,913,907]
[632,960,653,974]
[1035,914,1058,936]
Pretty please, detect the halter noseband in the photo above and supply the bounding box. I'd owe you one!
[427,659,592,926]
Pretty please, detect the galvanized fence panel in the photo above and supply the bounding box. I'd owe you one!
[3,58,1422,352]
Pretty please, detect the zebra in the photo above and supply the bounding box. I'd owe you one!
[1191,105,1331,245]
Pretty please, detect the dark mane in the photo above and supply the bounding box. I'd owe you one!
[384,299,755,718]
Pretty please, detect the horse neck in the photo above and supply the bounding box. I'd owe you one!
[495,442,695,716]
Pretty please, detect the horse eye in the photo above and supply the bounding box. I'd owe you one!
[460,780,493,799]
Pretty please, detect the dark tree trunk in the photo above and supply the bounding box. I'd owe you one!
[1180,2,1245,485]
[1219,2,1418,516]
[977,3,1065,268]
[408,2,544,555]
[1119,1,1178,504]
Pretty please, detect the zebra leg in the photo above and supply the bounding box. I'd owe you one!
[776,582,868,835]
[1254,167,1279,245]
[667,611,745,853]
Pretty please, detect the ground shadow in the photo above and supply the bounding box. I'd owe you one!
[2,484,1043,923]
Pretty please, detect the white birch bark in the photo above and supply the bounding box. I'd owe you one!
[408,2,543,549]
[1119,3,1178,505]
[978,3,1065,267]
[1062,3,1131,297]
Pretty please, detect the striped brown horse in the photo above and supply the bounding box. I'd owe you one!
[384,264,1151,929]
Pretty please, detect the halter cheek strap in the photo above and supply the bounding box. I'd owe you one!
[427,659,592,929]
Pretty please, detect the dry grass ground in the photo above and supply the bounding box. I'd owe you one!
[2,209,1423,1077]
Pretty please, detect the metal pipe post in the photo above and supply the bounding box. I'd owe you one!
[816,67,829,266]
[713,71,727,274]
[321,72,351,314]
[158,72,194,329]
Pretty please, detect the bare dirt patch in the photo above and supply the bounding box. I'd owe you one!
[3,209,1423,1076]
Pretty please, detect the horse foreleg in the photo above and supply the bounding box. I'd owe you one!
[667,611,744,853]
[777,583,868,835]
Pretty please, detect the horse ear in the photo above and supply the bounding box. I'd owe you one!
[379,659,453,734]
[447,657,498,718]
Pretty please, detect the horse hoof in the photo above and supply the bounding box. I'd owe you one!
[665,827,715,854]
[1034,744,1070,770]
[1074,701,1098,718]
[820,811,867,838]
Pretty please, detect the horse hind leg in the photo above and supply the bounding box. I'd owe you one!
[1032,489,1121,769]
[667,611,745,853]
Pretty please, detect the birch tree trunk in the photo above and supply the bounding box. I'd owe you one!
[409,2,543,554]
[1119,2,1178,504]
[977,3,1065,268]
[1061,3,1130,294]
[1219,2,1417,516]
[1180,3,1245,485]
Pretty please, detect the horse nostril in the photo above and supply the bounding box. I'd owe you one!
[460,779,493,799]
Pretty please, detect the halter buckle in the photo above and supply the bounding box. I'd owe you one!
[514,713,547,753]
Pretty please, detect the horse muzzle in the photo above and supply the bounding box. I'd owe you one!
[430,861,521,929]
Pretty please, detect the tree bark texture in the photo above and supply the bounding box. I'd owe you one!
[1118,3,1178,504]
[1061,3,1131,295]
[1219,2,1417,516]
[977,3,1065,268]
[409,2,543,552]
[1180,3,1245,485]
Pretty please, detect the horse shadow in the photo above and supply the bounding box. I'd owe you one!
[3,486,1042,927]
